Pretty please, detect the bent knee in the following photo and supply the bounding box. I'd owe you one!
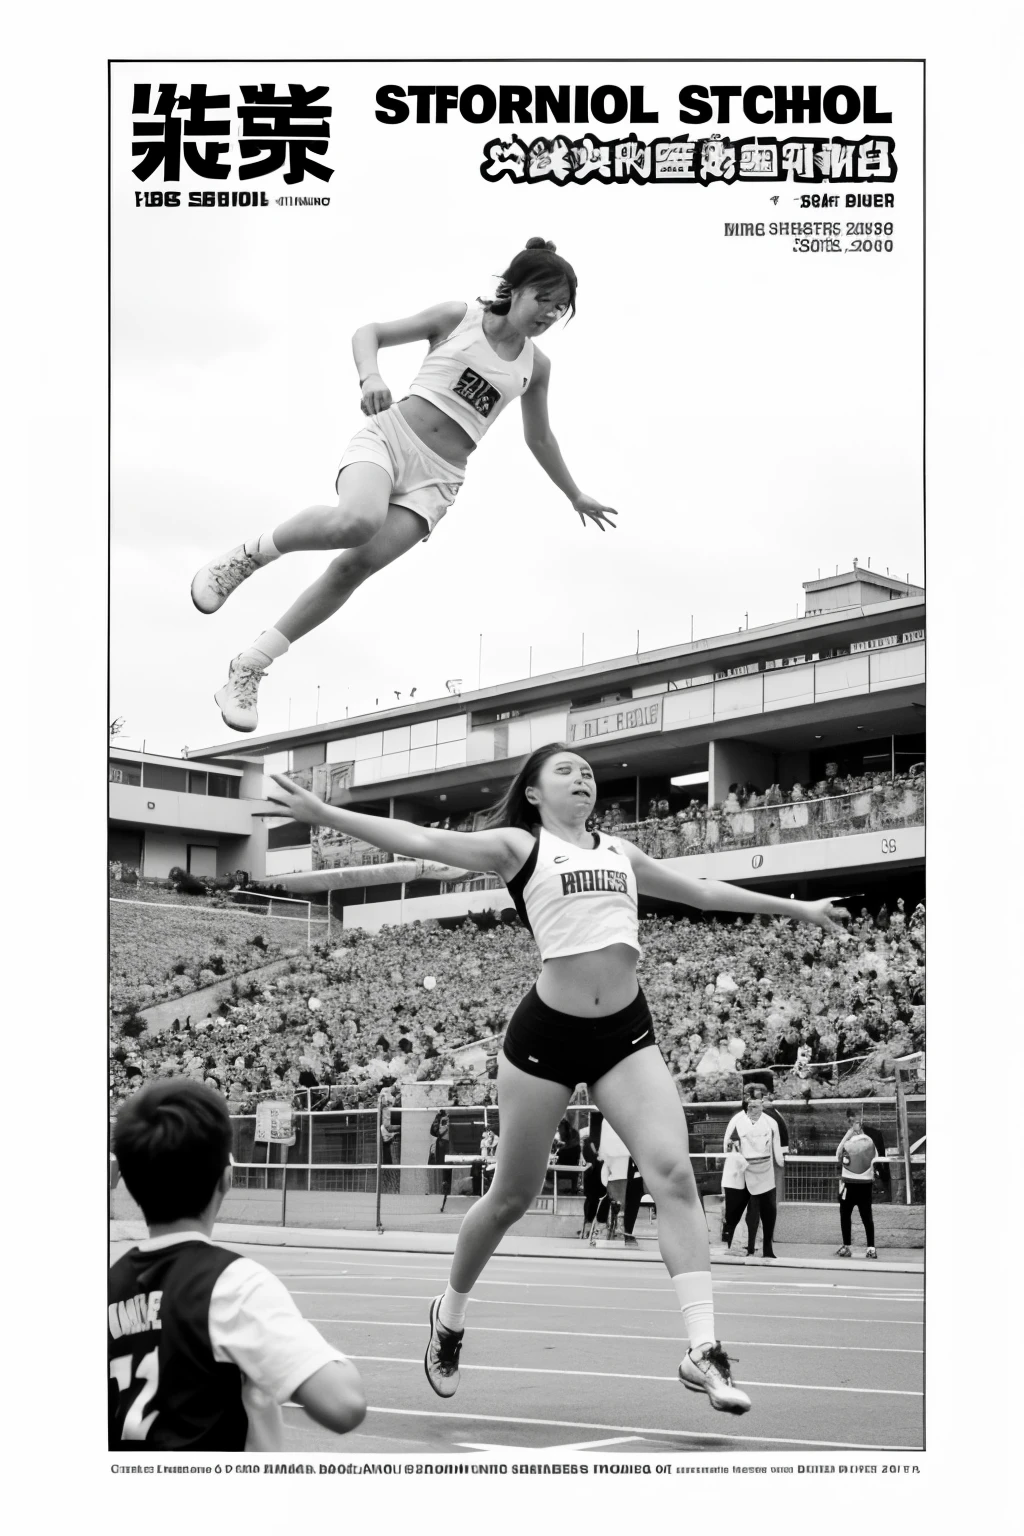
[487,1186,536,1226]
[644,1156,699,1205]
[325,545,382,586]
[323,507,384,548]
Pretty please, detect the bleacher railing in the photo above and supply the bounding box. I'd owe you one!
[607,781,924,860]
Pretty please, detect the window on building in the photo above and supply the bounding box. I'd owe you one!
[109,828,143,866]
[267,822,312,850]
[187,771,208,795]
[141,763,188,793]
[109,759,142,786]
[208,773,240,799]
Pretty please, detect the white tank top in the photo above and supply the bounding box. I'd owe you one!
[407,304,535,444]
[506,827,641,962]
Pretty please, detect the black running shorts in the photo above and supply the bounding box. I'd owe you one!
[502,985,659,1089]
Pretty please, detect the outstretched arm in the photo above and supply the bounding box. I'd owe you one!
[352,301,468,416]
[256,774,530,880]
[520,351,618,532]
[622,842,849,936]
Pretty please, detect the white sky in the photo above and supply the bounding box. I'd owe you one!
[110,60,923,754]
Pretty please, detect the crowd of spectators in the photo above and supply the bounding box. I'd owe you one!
[595,767,924,860]
[110,897,925,1115]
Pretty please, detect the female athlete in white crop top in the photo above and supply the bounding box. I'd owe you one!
[191,237,618,733]
[258,744,849,1418]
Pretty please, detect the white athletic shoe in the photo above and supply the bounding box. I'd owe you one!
[424,1296,464,1398]
[679,1342,751,1415]
[215,657,265,733]
[192,541,272,614]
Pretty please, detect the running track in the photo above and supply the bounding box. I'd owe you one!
[113,1242,924,1454]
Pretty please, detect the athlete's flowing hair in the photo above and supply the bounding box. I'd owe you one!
[485,741,581,831]
[481,236,578,319]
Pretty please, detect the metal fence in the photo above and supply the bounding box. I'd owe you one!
[110,888,329,949]
[205,1092,924,1230]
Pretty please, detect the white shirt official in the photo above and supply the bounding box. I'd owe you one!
[723,1111,784,1195]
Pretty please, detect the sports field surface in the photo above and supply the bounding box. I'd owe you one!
[111,1240,923,1453]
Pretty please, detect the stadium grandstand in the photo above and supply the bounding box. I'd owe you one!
[180,558,924,925]
[111,563,925,1249]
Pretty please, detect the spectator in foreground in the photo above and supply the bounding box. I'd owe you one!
[580,1118,606,1238]
[429,1109,452,1208]
[723,1093,784,1260]
[109,1078,365,1450]
[835,1105,879,1258]
[379,1089,400,1194]
[553,1116,581,1197]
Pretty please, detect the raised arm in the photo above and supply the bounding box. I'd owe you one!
[352,301,468,416]
[622,842,849,936]
[256,773,531,880]
[520,350,618,532]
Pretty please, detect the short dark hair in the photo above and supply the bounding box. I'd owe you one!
[114,1078,233,1224]
[845,1105,864,1121]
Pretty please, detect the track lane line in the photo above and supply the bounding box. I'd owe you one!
[276,1271,921,1301]
[302,1404,921,1453]
[343,1354,922,1396]
[306,1316,921,1354]
[288,1289,922,1326]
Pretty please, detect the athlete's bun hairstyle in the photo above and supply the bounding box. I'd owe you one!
[482,237,578,319]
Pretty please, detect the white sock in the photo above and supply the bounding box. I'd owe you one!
[672,1271,716,1353]
[437,1283,472,1332]
[246,532,281,562]
[237,628,290,670]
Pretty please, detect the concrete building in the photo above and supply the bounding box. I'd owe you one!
[180,567,925,924]
[108,749,268,880]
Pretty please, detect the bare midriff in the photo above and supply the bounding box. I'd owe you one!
[396,396,476,468]
[535,944,640,1018]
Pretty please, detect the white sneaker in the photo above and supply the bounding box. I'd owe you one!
[215,657,265,733]
[679,1342,751,1415]
[424,1296,464,1398]
[192,541,272,614]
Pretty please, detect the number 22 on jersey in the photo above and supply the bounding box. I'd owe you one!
[110,1347,160,1440]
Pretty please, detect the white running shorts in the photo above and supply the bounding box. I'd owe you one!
[336,404,465,539]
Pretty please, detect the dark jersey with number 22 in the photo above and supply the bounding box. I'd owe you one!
[109,1239,247,1450]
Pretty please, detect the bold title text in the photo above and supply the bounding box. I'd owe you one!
[375,83,892,127]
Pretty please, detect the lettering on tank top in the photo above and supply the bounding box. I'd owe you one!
[559,868,629,896]
[452,367,501,417]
